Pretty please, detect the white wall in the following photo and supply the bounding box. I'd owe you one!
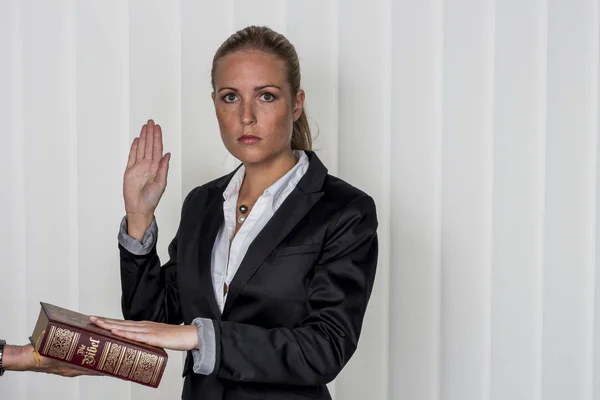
[1,1,598,400]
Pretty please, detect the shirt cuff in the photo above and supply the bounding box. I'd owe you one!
[117,215,158,256]
[191,318,216,375]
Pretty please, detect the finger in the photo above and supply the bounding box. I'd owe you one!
[152,124,163,161]
[111,329,148,343]
[137,124,147,160]
[90,315,124,323]
[127,138,139,168]
[95,321,150,334]
[112,329,164,348]
[145,119,155,160]
[157,153,171,187]
[109,324,150,333]
[67,363,102,376]
[89,316,135,328]
[91,317,148,330]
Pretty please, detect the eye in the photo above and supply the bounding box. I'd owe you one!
[222,93,238,103]
[259,93,276,102]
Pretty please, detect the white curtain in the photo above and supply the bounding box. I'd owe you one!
[1,1,598,400]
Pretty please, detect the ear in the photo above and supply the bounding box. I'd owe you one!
[211,92,216,103]
[293,89,305,121]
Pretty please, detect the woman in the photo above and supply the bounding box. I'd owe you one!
[2,26,378,400]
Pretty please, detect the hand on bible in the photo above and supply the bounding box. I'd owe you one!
[124,119,171,239]
[89,316,198,352]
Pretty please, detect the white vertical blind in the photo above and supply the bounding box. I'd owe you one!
[543,1,599,400]
[441,1,495,399]
[390,0,442,398]
[1,0,26,399]
[492,1,547,400]
[2,1,600,399]
[337,0,391,399]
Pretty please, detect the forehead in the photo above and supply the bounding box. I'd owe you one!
[213,50,287,88]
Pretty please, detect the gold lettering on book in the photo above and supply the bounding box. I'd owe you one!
[76,337,100,367]
[47,327,76,360]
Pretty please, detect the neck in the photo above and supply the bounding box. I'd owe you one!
[239,150,298,200]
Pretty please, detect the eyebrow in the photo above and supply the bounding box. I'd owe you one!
[218,85,281,92]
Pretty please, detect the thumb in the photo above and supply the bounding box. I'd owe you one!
[157,153,171,187]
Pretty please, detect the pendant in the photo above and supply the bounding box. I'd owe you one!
[238,204,249,224]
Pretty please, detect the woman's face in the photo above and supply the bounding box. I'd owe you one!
[212,50,304,165]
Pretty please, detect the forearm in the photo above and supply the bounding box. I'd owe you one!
[125,213,155,241]
[3,344,32,372]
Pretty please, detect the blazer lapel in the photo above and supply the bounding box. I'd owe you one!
[194,168,240,320]
[222,151,328,317]
[195,189,224,319]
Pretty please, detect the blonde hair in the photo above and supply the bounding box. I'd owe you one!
[211,26,312,151]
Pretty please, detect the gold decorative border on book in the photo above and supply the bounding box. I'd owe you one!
[151,356,164,386]
[43,325,56,354]
[131,352,158,384]
[47,327,75,360]
[66,332,81,361]
[98,342,111,370]
[117,348,137,378]
[101,343,123,374]
[114,344,127,373]
[128,350,143,379]
[42,325,56,354]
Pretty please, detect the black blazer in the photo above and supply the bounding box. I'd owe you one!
[119,151,378,400]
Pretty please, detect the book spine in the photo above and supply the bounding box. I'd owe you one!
[37,322,166,388]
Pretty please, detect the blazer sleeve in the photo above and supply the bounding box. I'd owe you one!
[210,194,378,386]
[119,189,197,325]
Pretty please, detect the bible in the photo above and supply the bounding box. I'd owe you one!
[30,302,168,388]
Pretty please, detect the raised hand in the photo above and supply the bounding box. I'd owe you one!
[124,120,171,240]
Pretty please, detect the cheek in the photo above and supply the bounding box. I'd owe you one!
[216,107,237,131]
[260,104,293,138]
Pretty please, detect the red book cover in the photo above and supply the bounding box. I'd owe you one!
[30,302,168,388]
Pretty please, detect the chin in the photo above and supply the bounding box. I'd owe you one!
[229,147,269,165]
[230,145,288,166]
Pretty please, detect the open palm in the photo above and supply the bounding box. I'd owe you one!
[124,120,170,220]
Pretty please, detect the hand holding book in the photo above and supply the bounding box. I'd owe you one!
[3,343,100,377]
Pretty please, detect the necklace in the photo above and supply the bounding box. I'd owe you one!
[237,204,249,224]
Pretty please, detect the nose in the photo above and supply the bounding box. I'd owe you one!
[240,100,256,125]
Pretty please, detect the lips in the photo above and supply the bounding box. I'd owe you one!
[238,134,261,145]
